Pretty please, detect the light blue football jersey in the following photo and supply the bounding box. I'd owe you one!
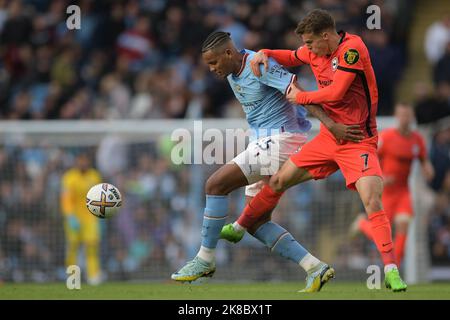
[227,49,311,140]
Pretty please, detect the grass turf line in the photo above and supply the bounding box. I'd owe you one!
[1,282,450,300]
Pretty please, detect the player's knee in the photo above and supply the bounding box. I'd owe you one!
[269,175,286,193]
[205,174,229,195]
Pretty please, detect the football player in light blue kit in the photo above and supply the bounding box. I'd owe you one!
[171,31,363,292]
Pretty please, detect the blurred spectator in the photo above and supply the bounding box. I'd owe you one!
[98,73,131,119]
[9,89,32,119]
[0,0,32,45]
[0,0,8,33]
[116,13,156,71]
[93,2,125,51]
[51,44,80,90]
[428,192,450,264]
[429,125,450,193]
[425,15,450,65]
[415,82,450,125]
[365,29,404,115]
[433,41,450,86]
[0,0,410,119]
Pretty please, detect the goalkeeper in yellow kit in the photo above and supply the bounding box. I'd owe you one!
[61,152,103,285]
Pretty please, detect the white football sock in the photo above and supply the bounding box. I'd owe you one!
[233,222,246,232]
[197,246,216,263]
[384,264,397,273]
[299,253,322,273]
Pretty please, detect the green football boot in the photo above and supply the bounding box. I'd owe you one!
[299,263,335,293]
[171,256,216,282]
[384,268,407,292]
[220,223,245,243]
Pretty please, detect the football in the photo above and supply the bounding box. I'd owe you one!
[86,183,122,219]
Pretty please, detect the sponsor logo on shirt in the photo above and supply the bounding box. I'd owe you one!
[319,79,333,87]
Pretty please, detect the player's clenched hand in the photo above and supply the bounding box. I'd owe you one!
[286,83,301,104]
[329,123,364,143]
[250,51,269,77]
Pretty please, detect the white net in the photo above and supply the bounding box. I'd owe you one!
[0,117,429,283]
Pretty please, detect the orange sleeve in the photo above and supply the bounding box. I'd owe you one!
[295,68,356,104]
[293,46,310,65]
[262,46,309,67]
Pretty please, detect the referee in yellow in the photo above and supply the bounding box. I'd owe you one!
[61,152,103,285]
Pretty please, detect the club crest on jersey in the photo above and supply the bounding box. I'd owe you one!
[234,84,245,97]
[344,49,359,65]
[331,57,338,71]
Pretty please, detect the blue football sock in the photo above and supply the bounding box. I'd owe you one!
[253,221,308,264]
[200,195,229,249]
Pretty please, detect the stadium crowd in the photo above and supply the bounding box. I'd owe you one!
[0,0,449,282]
[0,0,414,119]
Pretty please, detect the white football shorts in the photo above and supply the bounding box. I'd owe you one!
[231,132,308,197]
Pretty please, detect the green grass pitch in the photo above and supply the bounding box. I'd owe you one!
[1,281,450,300]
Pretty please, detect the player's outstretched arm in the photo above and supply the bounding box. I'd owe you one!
[304,104,363,143]
[251,49,303,77]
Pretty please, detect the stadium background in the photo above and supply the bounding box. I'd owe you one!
[0,0,449,286]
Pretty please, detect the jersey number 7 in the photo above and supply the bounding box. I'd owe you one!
[360,153,369,170]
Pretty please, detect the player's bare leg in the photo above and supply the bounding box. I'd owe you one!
[237,160,313,229]
[355,176,407,292]
[171,163,248,282]
[270,159,315,192]
[394,214,411,267]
